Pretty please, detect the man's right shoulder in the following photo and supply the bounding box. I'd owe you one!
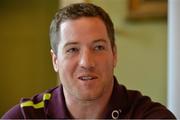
[1,104,23,119]
[1,86,60,119]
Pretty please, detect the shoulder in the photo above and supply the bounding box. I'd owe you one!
[116,84,176,118]
[1,86,60,119]
[1,104,23,119]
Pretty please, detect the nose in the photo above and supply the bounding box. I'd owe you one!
[79,49,95,71]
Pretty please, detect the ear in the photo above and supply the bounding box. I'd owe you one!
[51,49,58,72]
[112,45,117,67]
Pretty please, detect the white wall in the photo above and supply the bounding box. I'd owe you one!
[168,0,180,118]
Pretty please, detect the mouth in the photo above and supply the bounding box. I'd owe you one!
[78,76,98,81]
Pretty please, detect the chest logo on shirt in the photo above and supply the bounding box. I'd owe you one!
[111,109,122,119]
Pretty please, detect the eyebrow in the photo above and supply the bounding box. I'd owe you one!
[64,42,79,48]
[93,39,107,44]
[63,39,107,48]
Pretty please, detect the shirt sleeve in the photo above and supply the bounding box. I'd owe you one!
[1,104,24,119]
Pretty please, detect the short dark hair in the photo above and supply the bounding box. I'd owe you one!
[49,3,115,55]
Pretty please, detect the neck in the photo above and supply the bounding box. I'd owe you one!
[63,81,114,119]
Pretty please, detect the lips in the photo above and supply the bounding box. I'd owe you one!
[78,76,98,81]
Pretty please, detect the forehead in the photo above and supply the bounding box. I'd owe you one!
[58,17,109,45]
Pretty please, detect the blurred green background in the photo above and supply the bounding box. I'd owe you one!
[0,0,58,116]
[0,0,167,117]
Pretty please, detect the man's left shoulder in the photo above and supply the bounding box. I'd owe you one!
[124,86,176,118]
[114,82,176,119]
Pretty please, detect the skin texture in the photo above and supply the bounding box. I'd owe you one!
[51,17,117,118]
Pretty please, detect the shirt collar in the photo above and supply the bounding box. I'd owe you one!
[105,76,128,119]
[47,85,72,118]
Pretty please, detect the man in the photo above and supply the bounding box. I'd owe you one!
[2,3,176,119]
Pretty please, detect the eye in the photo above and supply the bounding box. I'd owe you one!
[66,47,79,53]
[94,45,105,51]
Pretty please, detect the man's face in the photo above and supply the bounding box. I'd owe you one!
[51,17,117,101]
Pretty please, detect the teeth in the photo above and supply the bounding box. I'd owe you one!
[80,76,93,80]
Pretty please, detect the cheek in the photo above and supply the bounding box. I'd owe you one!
[97,55,115,72]
[58,58,77,78]
[105,53,117,69]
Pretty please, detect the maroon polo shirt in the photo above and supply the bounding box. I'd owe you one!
[2,77,176,119]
